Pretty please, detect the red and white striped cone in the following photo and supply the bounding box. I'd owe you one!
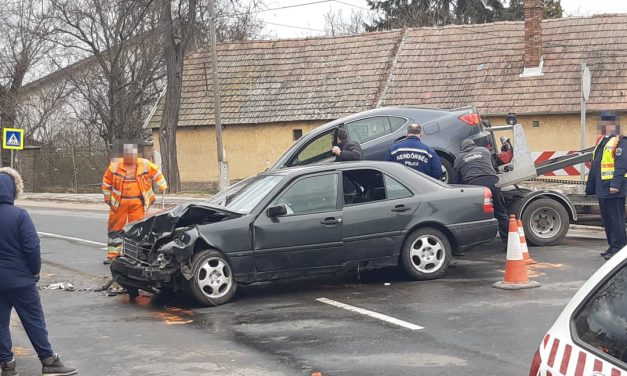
[517,219,536,265]
[493,215,541,290]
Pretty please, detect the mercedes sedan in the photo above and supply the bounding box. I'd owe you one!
[111,161,497,306]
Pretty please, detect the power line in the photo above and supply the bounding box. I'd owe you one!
[332,0,369,11]
[263,21,325,33]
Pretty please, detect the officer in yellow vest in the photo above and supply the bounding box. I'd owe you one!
[586,133,627,260]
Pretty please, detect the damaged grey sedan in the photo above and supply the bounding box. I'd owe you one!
[110,161,497,306]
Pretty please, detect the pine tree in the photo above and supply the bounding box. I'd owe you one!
[365,0,562,31]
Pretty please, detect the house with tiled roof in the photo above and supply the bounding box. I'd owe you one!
[146,11,627,189]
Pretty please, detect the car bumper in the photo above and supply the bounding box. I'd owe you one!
[110,256,177,291]
[447,218,498,250]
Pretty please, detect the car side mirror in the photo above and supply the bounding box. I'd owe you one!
[266,204,288,218]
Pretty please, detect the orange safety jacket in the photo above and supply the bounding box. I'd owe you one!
[102,158,168,212]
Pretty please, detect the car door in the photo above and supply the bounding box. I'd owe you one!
[253,173,344,272]
[344,116,408,161]
[342,169,418,262]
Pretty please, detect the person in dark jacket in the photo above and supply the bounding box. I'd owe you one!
[586,134,627,260]
[331,128,363,162]
[453,139,509,245]
[385,123,442,180]
[0,168,77,376]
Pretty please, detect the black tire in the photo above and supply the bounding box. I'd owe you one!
[440,157,453,183]
[184,249,238,307]
[127,287,139,300]
[522,198,569,246]
[400,227,452,280]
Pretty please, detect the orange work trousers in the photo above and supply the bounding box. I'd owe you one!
[106,198,145,259]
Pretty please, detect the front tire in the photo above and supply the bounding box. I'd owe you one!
[185,249,238,306]
[401,227,452,280]
[522,198,569,246]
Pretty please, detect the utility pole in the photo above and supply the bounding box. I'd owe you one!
[580,63,591,186]
[208,0,229,191]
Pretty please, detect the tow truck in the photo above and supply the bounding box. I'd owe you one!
[485,114,596,246]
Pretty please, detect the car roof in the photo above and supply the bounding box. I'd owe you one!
[323,105,474,124]
[266,161,408,177]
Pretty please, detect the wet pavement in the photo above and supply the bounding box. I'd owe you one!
[8,204,610,375]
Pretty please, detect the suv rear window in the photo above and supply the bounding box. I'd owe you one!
[572,262,627,366]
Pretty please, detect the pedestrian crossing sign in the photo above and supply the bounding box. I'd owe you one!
[2,128,24,150]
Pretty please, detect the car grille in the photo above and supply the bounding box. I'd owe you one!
[123,238,151,261]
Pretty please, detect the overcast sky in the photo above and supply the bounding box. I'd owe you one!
[259,0,627,39]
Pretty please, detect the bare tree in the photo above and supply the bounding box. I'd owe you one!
[0,0,54,166]
[49,0,165,145]
[158,0,263,192]
[324,8,367,36]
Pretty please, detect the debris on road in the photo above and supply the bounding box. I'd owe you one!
[45,282,75,291]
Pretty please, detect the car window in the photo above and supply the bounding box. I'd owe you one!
[274,174,338,215]
[389,117,408,132]
[345,117,393,144]
[572,263,627,366]
[343,169,387,205]
[384,174,413,200]
[289,130,334,167]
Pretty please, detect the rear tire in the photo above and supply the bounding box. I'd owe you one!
[401,227,452,280]
[440,157,453,183]
[522,198,569,246]
[185,249,238,306]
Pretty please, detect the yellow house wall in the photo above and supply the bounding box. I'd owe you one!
[155,113,627,187]
[153,121,325,185]
[485,113,627,152]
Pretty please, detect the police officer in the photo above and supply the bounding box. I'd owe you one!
[453,139,509,246]
[385,123,442,180]
[586,133,627,260]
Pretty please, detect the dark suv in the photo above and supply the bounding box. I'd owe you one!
[270,106,494,182]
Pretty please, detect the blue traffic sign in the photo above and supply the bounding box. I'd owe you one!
[2,128,24,150]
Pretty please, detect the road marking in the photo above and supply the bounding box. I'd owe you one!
[316,297,424,330]
[38,232,106,247]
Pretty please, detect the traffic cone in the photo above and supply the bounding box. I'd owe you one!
[517,219,536,265]
[493,215,541,290]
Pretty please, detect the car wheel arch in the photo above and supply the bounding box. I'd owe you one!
[402,222,458,257]
[192,235,228,260]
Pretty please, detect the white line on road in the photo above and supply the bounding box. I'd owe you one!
[37,232,107,247]
[316,297,424,330]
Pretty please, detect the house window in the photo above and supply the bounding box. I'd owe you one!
[292,129,303,141]
[532,120,540,128]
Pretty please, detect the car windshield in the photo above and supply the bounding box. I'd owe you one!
[209,175,283,214]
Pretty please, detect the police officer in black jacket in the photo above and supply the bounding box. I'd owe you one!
[331,128,363,162]
[586,134,627,260]
[453,139,509,246]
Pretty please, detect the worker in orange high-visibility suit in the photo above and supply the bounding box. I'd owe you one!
[102,144,168,264]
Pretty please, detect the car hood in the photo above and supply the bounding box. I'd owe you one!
[124,202,242,243]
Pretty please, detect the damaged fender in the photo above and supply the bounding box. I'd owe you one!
[155,227,200,280]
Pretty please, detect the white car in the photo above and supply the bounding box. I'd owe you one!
[529,247,626,376]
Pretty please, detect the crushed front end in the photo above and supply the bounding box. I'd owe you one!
[110,203,240,292]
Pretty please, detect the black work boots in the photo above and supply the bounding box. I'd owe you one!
[41,354,78,375]
[1,354,77,376]
[1,359,18,376]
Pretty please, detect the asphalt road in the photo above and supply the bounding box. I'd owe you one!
[7,204,610,376]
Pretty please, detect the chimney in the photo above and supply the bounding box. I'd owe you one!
[522,0,543,76]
